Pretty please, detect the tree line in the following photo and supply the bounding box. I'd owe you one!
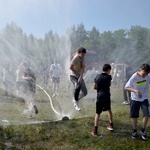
[0,22,150,73]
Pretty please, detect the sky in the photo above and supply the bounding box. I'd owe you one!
[0,0,150,38]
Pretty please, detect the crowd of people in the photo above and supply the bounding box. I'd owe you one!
[2,59,62,118]
[70,47,150,140]
[1,47,150,140]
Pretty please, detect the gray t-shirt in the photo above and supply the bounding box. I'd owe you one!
[50,64,61,78]
[70,54,85,78]
[125,72,150,102]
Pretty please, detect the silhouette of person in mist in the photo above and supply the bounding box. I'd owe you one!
[50,60,61,97]
[41,63,49,89]
[16,62,38,118]
[2,64,15,98]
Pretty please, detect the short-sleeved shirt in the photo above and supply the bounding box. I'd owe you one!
[24,68,36,93]
[50,64,61,78]
[94,73,112,100]
[125,72,150,102]
[70,54,85,78]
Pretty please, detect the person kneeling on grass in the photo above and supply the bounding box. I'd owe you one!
[91,64,113,136]
[125,64,150,140]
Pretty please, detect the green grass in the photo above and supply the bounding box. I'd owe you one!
[0,80,150,149]
[1,112,150,150]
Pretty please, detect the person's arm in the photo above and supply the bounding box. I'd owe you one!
[110,81,111,86]
[78,64,85,80]
[22,70,33,81]
[124,73,142,98]
[125,87,142,98]
[22,76,33,81]
[93,83,97,90]
[69,64,79,77]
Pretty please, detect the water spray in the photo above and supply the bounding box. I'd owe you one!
[36,84,69,121]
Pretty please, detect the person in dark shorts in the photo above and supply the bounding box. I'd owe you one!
[125,64,150,140]
[91,64,113,136]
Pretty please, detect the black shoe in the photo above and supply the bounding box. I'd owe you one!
[34,105,38,114]
[140,130,147,140]
[131,132,138,139]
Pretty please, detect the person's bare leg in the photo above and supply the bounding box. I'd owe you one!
[94,113,100,126]
[133,118,137,129]
[107,109,113,123]
[92,113,100,134]
[142,116,149,129]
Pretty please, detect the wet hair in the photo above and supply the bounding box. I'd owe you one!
[102,64,111,72]
[77,47,87,54]
[139,64,150,74]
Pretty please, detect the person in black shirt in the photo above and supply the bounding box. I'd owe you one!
[91,64,114,136]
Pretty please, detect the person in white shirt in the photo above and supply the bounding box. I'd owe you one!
[125,64,150,140]
[3,64,15,98]
[50,60,61,97]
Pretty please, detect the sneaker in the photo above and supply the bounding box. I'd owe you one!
[74,101,81,111]
[107,125,114,131]
[72,98,76,102]
[140,130,147,140]
[91,131,98,137]
[33,105,38,114]
[131,132,138,139]
[122,101,129,105]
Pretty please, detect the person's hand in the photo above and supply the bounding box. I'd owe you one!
[136,90,142,98]
[28,77,33,80]
[22,76,32,81]
[78,76,82,83]
[76,72,80,78]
